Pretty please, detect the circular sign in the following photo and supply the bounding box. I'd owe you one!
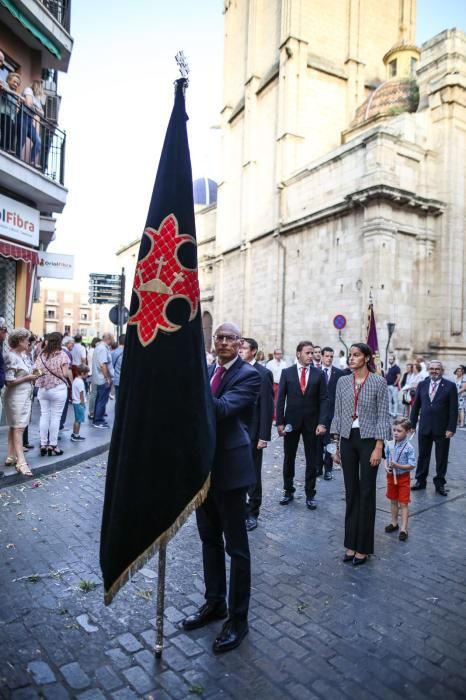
[333,314,347,330]
[109,305,129,325]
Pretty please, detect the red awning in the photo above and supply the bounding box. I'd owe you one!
[0,241,39,265]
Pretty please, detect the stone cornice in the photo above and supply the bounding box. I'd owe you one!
[346,185,445,215]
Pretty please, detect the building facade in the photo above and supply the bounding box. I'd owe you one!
[0,0,73,330]
[30,283,107,339]
[196,0,466,367]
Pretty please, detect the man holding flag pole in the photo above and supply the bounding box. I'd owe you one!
[100,63,218,655]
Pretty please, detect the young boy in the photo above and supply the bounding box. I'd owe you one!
[71,364,89,442]
[384,418,417,541]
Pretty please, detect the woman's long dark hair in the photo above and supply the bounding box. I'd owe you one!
[349,342,376,372]
[42,332,63,357]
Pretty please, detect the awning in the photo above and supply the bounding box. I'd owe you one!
[0,0,62,60]
[0,241,39,265]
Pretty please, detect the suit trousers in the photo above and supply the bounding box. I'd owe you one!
[415,432,450,487]
[246,444,263,518]
[340,429,378,554]
[283,424,317,497]
[196,486,250,622]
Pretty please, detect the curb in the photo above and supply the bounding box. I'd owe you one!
[0,441,111,489]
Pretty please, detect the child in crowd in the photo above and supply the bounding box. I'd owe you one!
[71,364,89,442]
[384,418,417,541]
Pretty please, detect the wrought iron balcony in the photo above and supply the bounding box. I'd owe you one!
[40,0,71,32]
[0,89,66,185]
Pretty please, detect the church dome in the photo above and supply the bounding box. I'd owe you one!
[352,77,419,127]
[193,177,218,206]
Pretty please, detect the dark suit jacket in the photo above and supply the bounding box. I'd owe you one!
[410,377,458,436]
[248,362,274,443]
[323,366,346,425]
[209,356,261,490]
[276,365,328,429]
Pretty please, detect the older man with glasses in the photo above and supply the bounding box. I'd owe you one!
[410,360,458,496]
[183,322,260,654]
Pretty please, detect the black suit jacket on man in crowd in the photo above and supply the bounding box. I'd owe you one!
[196,356,261,623]
[246,362,274,520]
[276,366,328,498]
[410,377,458,488]
[317,365,346,476]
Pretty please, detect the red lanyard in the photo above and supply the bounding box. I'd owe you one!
[352,371,370,420]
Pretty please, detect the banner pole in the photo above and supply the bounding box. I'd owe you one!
[154,544,167,658]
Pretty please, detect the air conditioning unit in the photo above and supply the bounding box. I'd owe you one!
[45,95,61,122]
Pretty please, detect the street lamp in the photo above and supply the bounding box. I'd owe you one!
[385,322,396,370]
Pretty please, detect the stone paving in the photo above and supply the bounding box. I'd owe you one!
[1,429,466,699]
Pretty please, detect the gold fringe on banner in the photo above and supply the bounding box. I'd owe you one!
[103,473,211,605]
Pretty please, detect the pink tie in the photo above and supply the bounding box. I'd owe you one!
[211,366,226,396]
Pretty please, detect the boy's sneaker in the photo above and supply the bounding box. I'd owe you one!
[71,434,86,442]
[399,531,408,541]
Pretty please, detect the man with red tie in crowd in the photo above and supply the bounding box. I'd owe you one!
[276,341,328,510]
[183,322,260,653]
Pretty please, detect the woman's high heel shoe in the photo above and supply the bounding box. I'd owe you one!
[4,456,17,466]
[47,446,64,456]
[15,462,33,477]
[40,447,48,457]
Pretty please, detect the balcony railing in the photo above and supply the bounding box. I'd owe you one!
[40,0,71,32]
[0,89,66,185]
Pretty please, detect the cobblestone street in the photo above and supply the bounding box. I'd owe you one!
[1,430,466,699]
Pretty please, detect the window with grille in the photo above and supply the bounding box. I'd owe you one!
[0,258,16,330]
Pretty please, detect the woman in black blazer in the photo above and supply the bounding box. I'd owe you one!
[330,343,391,565]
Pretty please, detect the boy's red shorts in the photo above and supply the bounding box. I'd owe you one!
[386,471,411,504]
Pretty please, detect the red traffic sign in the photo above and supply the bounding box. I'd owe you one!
[333,314,347,330]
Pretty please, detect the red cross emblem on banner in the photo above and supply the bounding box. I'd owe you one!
[128,214,200,346]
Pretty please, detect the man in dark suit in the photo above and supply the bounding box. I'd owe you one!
[317,346,346,480]
[239,337,274,532]
[276,340,328,509]
[183,322,260,653]
[410,360,458,496]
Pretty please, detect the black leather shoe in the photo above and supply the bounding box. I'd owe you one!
[279,492,294,505]
[411,482,426,491]
[435,486,448,496]
[353,555,367,566]
[343,552,355,562]
[306,497,317,510]
[182,602,227,631]
[246,516,258,531]
[324,471,332,481]
[212,619,248,654]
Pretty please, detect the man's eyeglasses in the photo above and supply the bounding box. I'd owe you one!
[213,334,240,343]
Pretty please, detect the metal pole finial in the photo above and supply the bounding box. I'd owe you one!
[175,51,190,85]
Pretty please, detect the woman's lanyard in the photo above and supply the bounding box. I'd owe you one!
[352,372,370,420]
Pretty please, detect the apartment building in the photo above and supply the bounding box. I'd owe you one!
[0,0,73,330]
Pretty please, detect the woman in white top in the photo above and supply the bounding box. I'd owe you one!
[21,79,44,166]
[4,329,37,476]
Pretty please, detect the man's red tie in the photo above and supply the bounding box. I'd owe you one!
[300,366,307,394]
[211,365,226,396]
